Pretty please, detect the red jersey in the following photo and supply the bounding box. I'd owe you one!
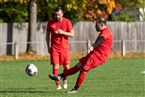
[89,28,112,62]
[47,18,73,51]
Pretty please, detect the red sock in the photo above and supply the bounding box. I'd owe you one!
[75,71,86,88]
[53,68,60,86]
[63,69,67,81]
[64,64,80,77]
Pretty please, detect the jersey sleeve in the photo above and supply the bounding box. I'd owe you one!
[66,19,73,32]
[100,28,112,39]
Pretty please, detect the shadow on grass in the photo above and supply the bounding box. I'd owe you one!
[0,88,48,94]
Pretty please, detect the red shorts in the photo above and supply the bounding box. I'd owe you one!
[79,55,104,72]
[50,50,70,65]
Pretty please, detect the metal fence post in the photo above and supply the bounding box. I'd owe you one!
[121,39,126,57]
[14,42,19,60]
[87,39,91,54]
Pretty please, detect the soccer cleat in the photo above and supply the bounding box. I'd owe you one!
[68,88,78,94]
[56,85,62,90]
[63,80,67,89]
[49,74,61,81]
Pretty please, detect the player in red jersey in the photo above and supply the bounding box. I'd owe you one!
[49,18,112,93]
[46,7,74,90]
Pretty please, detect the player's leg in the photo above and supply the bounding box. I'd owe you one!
[68,68,87,94]
[49,62,82,81]
[53,65,62,90]
[62,64,69,89]
[68,57,104,93]
[63,62,82,76]
[68,56,96,93]
[68,56,90,91]
[51,51,61,90]
[61,51,70,89]
[49,55,89,81]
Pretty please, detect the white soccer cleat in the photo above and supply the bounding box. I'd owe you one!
[56,85,62,90]
[63,80,68,89]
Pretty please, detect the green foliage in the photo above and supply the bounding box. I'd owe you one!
[37,0,86,23]
[0,0,145,22]
[0,0,94,23]
[111,10,138,22]
[0,2,28,23]
[61,0,86,23]
[37,0,115,22]
[62,0,86,23]
[37,0,62,22]
[114,0,145,21]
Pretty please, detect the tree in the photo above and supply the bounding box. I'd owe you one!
[111,0,145,21]
[81,0,115,20]
[0,1,28,22]
[37,0,86,23]
[0,0,37,53]
[37,0,62,22]
[26,0,37,53]
[60,0,86,23]
[37,0,116,22]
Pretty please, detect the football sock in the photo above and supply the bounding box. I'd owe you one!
[53,68,60,86]
[63,69,67,81]
[74,86,79,90]
[63,64,80,77]
[75,71,86,88]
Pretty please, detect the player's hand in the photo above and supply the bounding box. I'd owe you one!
[57,29,64,34]
[88,45,94,51]
[48,48,51,54]
[54,31,58,34]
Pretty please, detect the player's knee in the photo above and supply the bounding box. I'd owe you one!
[76,62,82,68]
[80,68,87,73]
[63,64,70,70]
[53,64,59,69]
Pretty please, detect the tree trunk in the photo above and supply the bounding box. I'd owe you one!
[26,0,37,53]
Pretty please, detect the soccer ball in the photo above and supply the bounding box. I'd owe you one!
[25,64,38,76]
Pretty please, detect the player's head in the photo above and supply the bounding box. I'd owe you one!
[54,7,64,21]
[95,18,107,32]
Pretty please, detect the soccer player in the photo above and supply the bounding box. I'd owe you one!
[46,7,74,90]
[49,18,112,93]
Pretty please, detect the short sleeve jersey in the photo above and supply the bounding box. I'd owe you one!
[47,18,73,51]
[89,28,112,62]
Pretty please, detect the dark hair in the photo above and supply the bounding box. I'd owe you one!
[54,7,63,12]
[96,18,107,25]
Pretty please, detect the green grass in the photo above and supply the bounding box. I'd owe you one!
[0,58,145,97]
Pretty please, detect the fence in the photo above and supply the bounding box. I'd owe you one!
[0,22,145,56]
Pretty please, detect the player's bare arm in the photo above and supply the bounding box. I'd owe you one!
[46,32,51,53]
[57,29,74,38]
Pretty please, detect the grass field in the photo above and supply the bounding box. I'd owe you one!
[0,58,145,97]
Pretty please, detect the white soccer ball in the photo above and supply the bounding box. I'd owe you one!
[25,64,38,76]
